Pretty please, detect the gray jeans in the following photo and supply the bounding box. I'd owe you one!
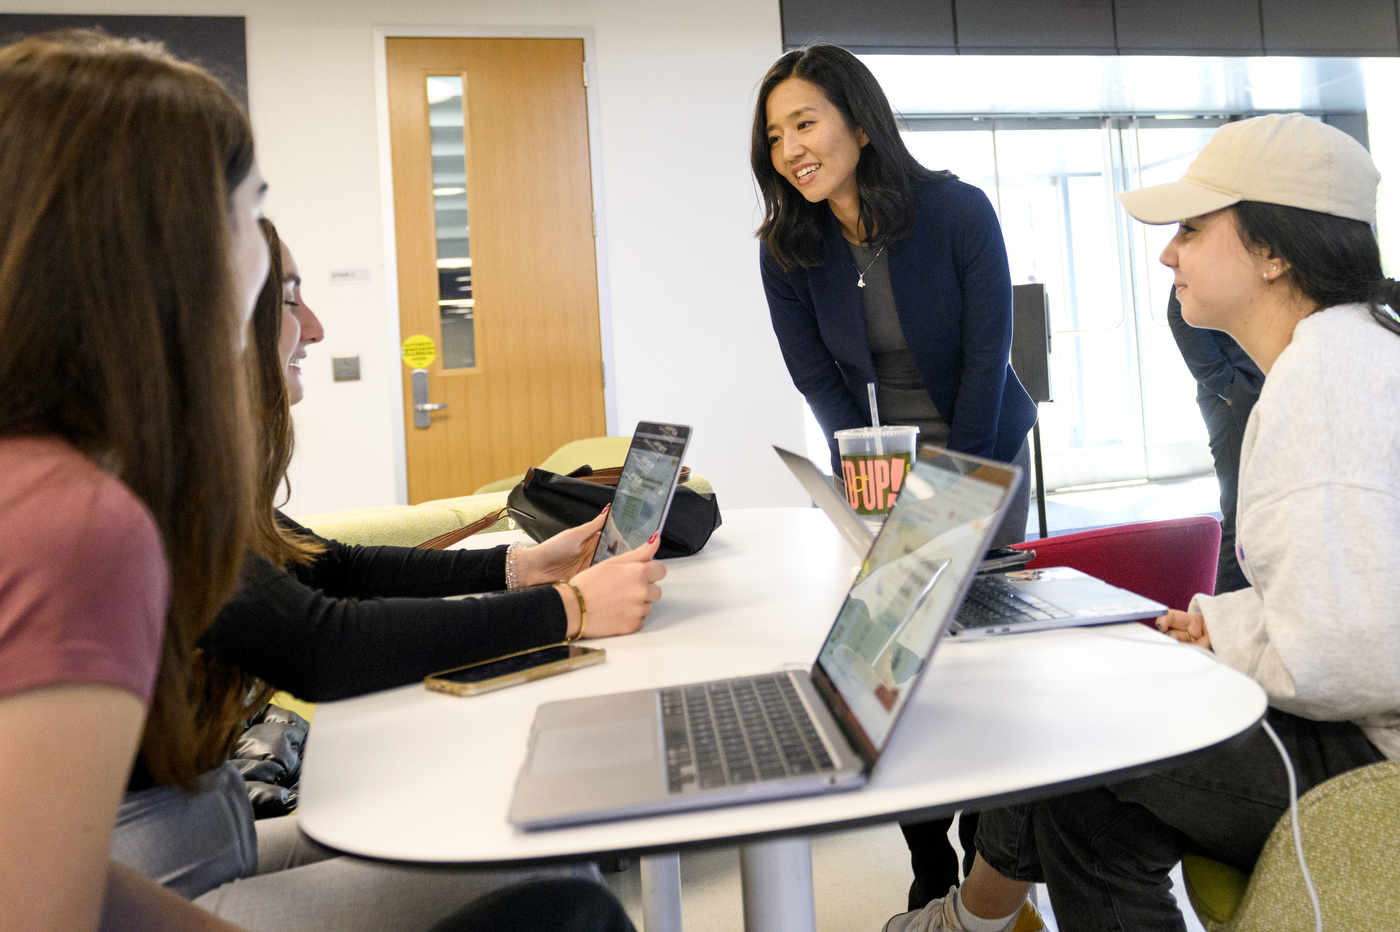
[112,763,601,932]
[974,708,1385,932]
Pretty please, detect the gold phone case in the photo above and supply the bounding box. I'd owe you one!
[424,643,605,697]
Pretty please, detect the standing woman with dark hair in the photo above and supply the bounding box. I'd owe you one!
[753,45,1036,548]
[752,44,1037,909]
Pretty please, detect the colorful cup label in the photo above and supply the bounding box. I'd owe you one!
[840,453,912,514]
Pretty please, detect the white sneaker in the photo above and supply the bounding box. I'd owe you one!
[881,887,1046,932]
[881,886,964,932]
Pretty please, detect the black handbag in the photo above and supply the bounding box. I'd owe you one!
[505,465,721,558]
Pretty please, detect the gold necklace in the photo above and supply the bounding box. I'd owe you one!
[854,244,885,288]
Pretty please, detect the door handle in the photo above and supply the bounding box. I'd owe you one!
[410,368,445,429]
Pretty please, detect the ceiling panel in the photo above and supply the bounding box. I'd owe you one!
[952,0,1116,52]
[1114,0,1264,55]
[781,0,956,52]
[1261,0,1398,55]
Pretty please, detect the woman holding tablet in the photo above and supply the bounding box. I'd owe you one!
[752,43,1037,908]
[110,221,657,929]
[752,45,1036,550]
[886,114,1400,932]
[204,222,667,702]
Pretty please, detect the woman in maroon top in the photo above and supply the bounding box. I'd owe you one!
[0,30,268,932]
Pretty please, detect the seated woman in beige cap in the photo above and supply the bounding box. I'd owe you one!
[885,113,1400,932]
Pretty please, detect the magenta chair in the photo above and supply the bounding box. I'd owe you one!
[1008,516,1222,613]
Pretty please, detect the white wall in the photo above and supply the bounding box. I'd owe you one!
[24,0,812,513]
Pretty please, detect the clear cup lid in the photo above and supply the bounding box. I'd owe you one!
[833,426,919,440]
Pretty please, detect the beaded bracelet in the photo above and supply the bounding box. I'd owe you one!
[504,542,524,589]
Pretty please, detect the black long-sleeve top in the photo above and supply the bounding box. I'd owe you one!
[197,514,567,701]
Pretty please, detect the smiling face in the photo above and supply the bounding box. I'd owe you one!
[1160,208,1277,334]
[765,77,868,210]
[277,240,323,405]
[228,161,270,330]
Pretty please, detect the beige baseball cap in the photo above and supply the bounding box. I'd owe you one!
[1117,113,1380,226]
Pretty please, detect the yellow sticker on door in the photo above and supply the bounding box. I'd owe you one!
[402,334,436,369]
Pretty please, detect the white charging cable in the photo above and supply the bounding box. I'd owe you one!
[1260,719,1323,932]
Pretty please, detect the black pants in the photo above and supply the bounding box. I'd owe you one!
[1199,395,1249,594]
[429,878,635,932]
[900,812,980,910]
[974,709,1384,932]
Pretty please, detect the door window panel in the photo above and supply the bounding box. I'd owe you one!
[427,75,476,370]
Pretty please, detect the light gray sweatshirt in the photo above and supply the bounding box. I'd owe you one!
[1190,304,1400,759]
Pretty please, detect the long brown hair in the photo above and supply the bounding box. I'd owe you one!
[0,31,258,785]
[252,218,324,566]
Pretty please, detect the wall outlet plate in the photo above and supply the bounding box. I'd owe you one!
[331,356,361,382]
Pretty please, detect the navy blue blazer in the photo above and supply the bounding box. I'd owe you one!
[761,176,1037,468]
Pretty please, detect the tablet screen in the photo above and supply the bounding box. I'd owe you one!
[592,422,691,564]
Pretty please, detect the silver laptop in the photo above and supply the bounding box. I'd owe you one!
[508,447,1021,830]
[774,445,1167,638]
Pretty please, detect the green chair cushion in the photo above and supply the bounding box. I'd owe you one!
[294,505,464,548]
[268,691,315,724]
[1183,759,1400,932]
[472,473,525,494]
[539,436,633,474]
[471,436,635,494]
[1182,853,1251,925]
[417,491,514,534]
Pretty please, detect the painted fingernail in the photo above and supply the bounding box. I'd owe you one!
[648,532,659,544]
[602,504,611,515]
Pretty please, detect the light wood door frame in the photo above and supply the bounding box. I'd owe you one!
[372,26,617,504]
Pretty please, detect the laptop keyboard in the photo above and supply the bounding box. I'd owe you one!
[661,675,836,794]
[956,575,1075,629]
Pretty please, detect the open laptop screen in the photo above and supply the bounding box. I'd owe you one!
[812,449,1019,760]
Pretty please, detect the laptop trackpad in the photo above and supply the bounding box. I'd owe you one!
[529,718,655,776]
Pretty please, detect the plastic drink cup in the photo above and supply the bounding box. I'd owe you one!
[834,426,919,517]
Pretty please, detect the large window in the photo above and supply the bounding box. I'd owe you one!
[891,117,1218,488]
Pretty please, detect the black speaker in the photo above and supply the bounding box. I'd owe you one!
[1011,283,1052,404]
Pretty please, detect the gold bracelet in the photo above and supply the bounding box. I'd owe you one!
[559,580,587,641]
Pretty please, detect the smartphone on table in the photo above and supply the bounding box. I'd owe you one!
[592,422,692,564]
[425,644,605,697]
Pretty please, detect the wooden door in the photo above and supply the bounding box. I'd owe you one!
[387,38,605,503]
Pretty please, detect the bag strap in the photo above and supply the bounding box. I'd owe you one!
[571,465,691,486]
[416,507,509,550]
